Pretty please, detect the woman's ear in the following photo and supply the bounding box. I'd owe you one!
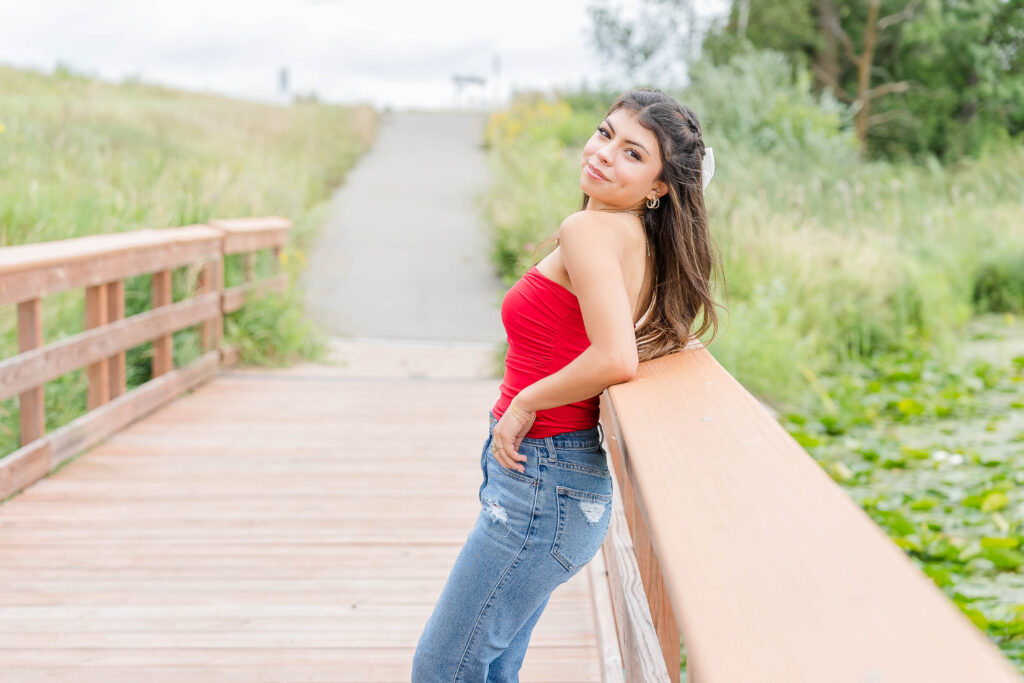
[654,180,668,198]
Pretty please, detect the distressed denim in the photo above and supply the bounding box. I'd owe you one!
[411,411,613,682]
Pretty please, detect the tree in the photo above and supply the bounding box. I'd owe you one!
[588,0,1024,159]
[707,0,1024,159]
[812,0,921,156]
[585,0,713,88]
[892,0,1024,158]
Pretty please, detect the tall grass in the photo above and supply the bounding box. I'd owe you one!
[0,64,378,458]
[481,52,1024,414]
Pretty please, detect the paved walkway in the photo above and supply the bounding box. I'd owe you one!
[301,111,507,344]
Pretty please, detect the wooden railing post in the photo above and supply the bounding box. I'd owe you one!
[243,252,256,282]
[17,299,45,446]
[151,269,173,377]
[199,255,223,354]
[85,283,110,410]
[206,217,292,368]
[106,279,127,399]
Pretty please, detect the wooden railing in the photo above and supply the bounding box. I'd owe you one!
[597,342,1024,682]
[0,216,291,501]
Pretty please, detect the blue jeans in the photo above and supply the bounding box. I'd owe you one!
[412,411,613,682]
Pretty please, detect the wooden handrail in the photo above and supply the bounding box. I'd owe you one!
[0,225,223,306]
[208,217,290,318]
[599,342,1024,682]
[0,217,292,501]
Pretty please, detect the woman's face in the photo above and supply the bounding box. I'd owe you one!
[580,107,666,212]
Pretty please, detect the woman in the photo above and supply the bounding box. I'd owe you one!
[412,87,722,681]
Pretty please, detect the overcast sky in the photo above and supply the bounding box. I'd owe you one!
[0,0,729,110]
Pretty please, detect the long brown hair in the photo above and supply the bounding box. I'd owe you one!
[536,87,727,362]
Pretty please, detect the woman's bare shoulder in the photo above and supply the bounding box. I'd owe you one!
[559,210,642,257]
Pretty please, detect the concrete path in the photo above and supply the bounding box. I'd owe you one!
[301,111,507,346]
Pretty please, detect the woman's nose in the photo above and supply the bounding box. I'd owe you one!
[597,146,612,164]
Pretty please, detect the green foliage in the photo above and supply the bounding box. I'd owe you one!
[221,236,330,366]
[888,0,1024,160]
[606,0,1024,161]
[703,0,817,66]
[224,288,329,367]
[790,346,1001,435]
[704,0,1024,161]
[484,95,597,150]
[482,95,585,285]
[973,247,1024,314]
[683,48,860,163]
[482,68,1024,411]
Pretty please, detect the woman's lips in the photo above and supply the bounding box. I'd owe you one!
[586,162,609,181]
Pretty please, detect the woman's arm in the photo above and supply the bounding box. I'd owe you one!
[514,211,639,414]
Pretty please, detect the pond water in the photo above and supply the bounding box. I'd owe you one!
[816,313,1024,668]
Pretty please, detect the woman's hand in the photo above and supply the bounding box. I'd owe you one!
[491,398,537,473]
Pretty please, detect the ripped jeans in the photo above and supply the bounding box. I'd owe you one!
[412,411,613,682]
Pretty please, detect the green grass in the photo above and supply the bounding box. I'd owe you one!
[0,64,378,459]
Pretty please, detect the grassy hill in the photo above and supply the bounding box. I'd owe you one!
[0,64,379,457]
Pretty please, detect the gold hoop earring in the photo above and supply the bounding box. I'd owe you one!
[646,196,660,210]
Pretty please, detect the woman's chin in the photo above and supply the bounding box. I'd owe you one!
[580,178,602,198]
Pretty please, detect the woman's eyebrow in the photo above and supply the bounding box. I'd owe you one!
[604,119,648,154]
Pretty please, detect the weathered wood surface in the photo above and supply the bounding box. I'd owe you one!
[0,293,221,402]
[598,391,673,683]
[0,351,222,501]
[604,344,1024,683]
[207,216,291,254]
[0,340,616,682]
[0,226,223,307]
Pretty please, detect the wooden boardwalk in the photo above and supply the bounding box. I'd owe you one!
[0,339,613,682]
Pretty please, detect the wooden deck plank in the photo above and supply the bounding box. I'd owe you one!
[0,346,607,681]
[1,650,600,683]
[0,648,601,683]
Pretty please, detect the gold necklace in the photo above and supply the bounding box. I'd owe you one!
[595,208,643,218]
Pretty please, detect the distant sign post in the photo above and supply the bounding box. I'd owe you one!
[492,53,501,109]
[451,74,486,110]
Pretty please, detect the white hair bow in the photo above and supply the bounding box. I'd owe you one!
[702,147,715,192]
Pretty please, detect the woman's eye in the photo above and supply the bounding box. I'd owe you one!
[596,126,639,160]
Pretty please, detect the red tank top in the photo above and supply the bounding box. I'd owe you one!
[491,265,601,437]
